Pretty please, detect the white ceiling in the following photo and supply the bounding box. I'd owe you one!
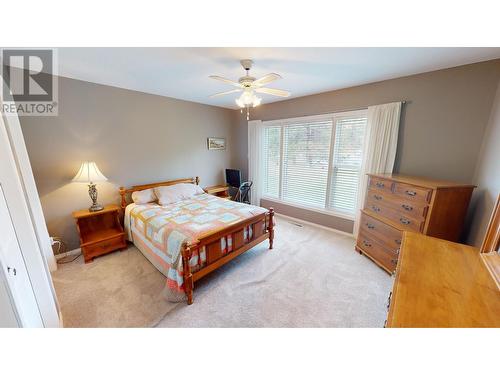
[51,48,500,109]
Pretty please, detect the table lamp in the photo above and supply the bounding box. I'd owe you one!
[72,161,108,212]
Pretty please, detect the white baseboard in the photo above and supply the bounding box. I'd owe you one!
[274,213,355,238]
[55,248,81,260]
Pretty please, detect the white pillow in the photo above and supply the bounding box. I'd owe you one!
[131,188,156,204]
[154,183,205,205]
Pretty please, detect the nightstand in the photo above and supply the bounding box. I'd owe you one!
[204,184,231,199]
[72,204,127,263]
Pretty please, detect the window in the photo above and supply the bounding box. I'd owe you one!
[328,116,367,214]
[282,120,332,208]
[262,111,367,218]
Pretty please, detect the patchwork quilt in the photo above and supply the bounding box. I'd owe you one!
[126,193,267,301]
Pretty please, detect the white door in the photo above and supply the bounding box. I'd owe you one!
[0,263,19,327]
[0,185,42,327]
[0,79,60,327]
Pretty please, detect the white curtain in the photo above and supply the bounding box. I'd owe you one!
[248,119,263,206]
[353,102,402,235]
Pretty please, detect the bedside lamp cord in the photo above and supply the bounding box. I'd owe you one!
[52,237,82,264]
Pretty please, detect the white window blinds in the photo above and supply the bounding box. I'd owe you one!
[261,111,367,217]
[327,117,367,214]
[282,121,332,207]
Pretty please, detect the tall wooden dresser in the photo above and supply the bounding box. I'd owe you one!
[356,174,475,274]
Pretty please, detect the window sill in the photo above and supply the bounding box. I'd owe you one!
[260,196,355,221]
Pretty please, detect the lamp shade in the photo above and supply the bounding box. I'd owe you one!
[72,161,108,183]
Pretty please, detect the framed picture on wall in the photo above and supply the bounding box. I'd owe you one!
[207,137,226,150]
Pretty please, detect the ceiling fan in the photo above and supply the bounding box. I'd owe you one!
[209,59,291,120]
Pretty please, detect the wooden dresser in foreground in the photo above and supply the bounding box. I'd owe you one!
[72,204,127,263]
[386,232,500,328]
[356,174,475,274]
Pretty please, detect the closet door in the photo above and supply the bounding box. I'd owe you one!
[0,81,60,327]
[0,261,19,327]
[0,185,42,327]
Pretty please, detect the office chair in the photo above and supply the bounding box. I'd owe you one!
[234,181,252,204]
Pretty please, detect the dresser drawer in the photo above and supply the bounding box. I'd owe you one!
[360,211,402,252]
[366,198,425,232]
[357,232,398,273]
[368,176,393,194]
[366,188,429,220]
[393,182,432,204]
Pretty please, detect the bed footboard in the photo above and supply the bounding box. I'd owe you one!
[181,208,274,305]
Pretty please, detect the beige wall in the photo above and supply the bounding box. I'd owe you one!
[232,60,500,232]
[20,76,237,250]
[466,81,500,246]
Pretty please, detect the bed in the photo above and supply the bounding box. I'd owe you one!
[119,177,274,304]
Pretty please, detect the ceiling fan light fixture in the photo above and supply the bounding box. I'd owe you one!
[209,59,290,120]
[235,98,245,108]
[252,96,262,107]
[240,90,255,106]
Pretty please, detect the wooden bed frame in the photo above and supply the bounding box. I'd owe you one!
[119,177,274,305]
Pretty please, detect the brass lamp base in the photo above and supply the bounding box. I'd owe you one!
[88,183,104,212]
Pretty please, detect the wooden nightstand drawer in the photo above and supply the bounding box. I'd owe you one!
[73,204,126,263]
[82,235,126,262]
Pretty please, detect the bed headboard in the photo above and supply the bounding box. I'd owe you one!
[119,176,200,209]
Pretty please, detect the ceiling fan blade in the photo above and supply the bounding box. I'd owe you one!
[209,89,242,98]
[255,87,290,97]
[209,75,242,88]
[252,73,282,87]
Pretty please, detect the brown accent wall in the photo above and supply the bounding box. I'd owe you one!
[20,76,237,250]
[232,59,500,232]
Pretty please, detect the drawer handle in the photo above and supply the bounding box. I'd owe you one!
[374,194,383,200]
[391,259,398,265]
[400,218,411,225]
[366,223,375,229]
[371,205,381,213]
[405,190,417,197]
[401,204,413,211]
[396,248,400,255]
[362,240,372,247]
[376,182,385,188]
[395,239,401,245]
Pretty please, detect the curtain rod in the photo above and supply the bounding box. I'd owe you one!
[259,101,407,122]
[326,100,407,114]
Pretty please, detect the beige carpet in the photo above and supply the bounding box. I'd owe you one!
[52,217,393,328]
